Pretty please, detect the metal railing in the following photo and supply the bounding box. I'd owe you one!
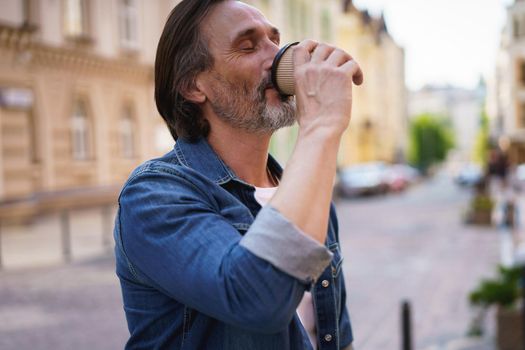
[0,186,120,269]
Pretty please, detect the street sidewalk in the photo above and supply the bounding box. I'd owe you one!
[0,206,117,270]
[421,336,495,350]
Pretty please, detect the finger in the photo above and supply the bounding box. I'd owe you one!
[310,44,336,63]
[326,49,353,67]
[340,59,364,86]
[293,39,319,66]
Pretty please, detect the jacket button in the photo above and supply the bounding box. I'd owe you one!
[331,266,336,275]
[324,334,333,342]
[321,280,330,288]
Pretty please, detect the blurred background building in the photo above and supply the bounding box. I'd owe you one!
[336,0,406,166]
[1,1,520,349]
[0,0,407,215]
[409,83,486,162]
[0,0,177,208]
[492,0,525,165]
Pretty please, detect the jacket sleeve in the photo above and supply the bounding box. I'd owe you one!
[117,167,332,334]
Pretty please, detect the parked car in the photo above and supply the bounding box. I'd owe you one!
[454,163,484,187]
[384,164,420,192]
[337,162,389,197]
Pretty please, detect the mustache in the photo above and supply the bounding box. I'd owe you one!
[257,75,291,102]
[257,76,272,95]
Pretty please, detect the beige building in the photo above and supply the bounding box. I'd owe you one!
[243,0,339,44]
[0,0,348,207]
[335,0,407,166]
[0,0,180,208]
[0,0,406,211]
[493,0,525,164]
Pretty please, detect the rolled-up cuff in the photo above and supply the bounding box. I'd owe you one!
[239,205,333,284]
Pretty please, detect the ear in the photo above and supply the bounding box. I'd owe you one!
[182,76,207,104]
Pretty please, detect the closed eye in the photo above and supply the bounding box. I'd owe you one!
[239,41,256,52]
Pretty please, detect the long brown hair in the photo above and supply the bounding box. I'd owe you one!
[155,0,225,141]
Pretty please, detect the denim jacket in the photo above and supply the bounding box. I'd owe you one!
[114,137,353,349]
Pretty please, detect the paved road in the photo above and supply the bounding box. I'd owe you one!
[0,255,128,350]
[339,171,500,350]
[0,171,502,349]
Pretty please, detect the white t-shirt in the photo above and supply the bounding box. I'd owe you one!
[253,186,318,349]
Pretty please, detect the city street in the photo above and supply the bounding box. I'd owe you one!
[340,170,500,350]
[0,170,502,349]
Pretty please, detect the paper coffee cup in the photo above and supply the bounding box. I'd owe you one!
[271,42,299,96]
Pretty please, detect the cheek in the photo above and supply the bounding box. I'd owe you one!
[225,61,264,86]
[232,74,260,91]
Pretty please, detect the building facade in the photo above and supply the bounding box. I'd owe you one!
[0,0,179,203]
[492,0,525,165]
[0,0,407,206]
[335,0,407,167]
[409,84,485,162]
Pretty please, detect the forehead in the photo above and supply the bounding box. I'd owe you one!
[202,1,276,45]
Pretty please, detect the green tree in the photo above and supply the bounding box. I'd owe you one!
[408,113,454,174]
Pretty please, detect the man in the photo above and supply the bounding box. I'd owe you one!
[114,0,363,349]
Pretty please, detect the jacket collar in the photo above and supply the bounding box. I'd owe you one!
[174,137,282,186]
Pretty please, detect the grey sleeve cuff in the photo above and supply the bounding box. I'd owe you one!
[239,205,333,284]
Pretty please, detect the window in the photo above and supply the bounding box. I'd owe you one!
[259,0,270,13]
[64,0,89,38]
[22,0,34,26]
[287,0,299,39]
[71,100,90,160]
[514,15,525,39]
[119,0,139,50]
[299,1,309,39]
[120,106,135,159]
[321,9,332,42]
[287,0,310,40]
[520,102,525,129]
[519,60,525,86]
[515,58,525,87]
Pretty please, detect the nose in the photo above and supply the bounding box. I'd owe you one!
[263,40,280,71]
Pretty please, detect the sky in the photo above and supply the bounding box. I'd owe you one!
[352,0,514,90]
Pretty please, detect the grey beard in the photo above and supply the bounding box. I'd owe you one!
[209,74,296,134]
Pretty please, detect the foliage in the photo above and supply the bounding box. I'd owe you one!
[471,195,494,211]
[469,265,522,309]
[408,113,454,173]
[473,110,490,167]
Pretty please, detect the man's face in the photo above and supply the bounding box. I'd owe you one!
[199,0,296,134]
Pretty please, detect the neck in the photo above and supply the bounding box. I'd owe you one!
[206,122,274,188]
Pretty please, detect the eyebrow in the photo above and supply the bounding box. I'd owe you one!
[232,26,280,43]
